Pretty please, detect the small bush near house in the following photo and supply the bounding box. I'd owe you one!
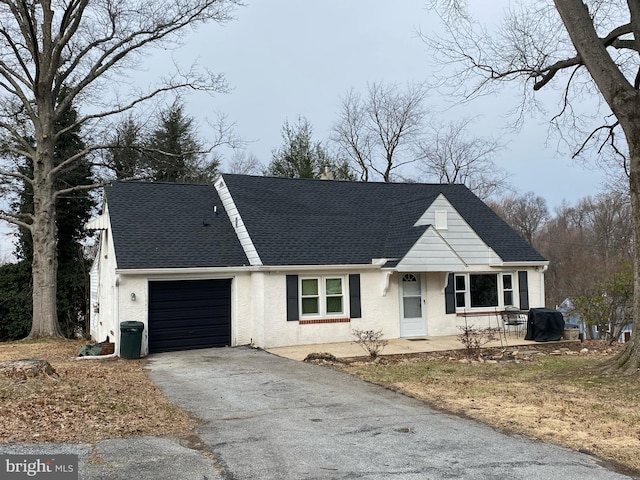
[457,323,500,357]
[352,329,388,359]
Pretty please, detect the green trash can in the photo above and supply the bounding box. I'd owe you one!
[120,321,144,359]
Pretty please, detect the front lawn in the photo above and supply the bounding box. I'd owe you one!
[334,342,640,473]
[0,339,196,444]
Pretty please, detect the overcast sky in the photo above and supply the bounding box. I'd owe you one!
[172,0,604,206]
[0,0,609,260]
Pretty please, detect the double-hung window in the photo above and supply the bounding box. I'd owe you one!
[300,277,344,317]
[503,274,514,306]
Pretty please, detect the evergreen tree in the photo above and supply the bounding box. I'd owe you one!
[267,117,354,180]
[107,115,145,180]
[144,101,217,183]
[0,262,32,341]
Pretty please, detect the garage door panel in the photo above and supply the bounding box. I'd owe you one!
[148,279,232,353]
[150,308,230,323]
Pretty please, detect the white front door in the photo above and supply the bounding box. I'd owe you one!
[400,273,426,337]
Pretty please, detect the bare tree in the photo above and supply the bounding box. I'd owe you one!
[535,194,632,329]
[0,0,240,338]
[429,0,640,374]
[582,192,632,262]
[489,192,549,246]
[331,81,428,182]
[226,150,263,175]
[417,118,508,200]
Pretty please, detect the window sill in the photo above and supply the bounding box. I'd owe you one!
[299,317,351,325]
[456,310,502,316]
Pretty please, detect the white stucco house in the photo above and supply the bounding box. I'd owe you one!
[86,174,548,356]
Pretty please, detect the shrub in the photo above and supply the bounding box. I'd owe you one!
[457,322,500,357]
[352,329,388,359]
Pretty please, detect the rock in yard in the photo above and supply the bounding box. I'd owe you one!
[0,359,58,380]
[304,352,338,362]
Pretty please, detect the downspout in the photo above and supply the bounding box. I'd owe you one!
[539,265,548,307]
[115,274,120,356]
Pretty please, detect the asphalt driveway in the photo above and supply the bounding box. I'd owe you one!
[145,346,636,480]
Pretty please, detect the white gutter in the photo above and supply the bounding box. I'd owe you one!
[257,263,383,272]
[114,274,120,356]
[493,261,550,268]
[116,263,384,276]
[116,265,259,276]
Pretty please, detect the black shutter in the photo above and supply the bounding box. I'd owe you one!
[445,273,455,314]
[518,271,529,310]
[286,275,298,321]
[349,274,361,318]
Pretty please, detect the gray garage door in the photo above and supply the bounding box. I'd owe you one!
[148,279,232,353]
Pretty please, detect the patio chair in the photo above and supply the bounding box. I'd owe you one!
[502,306,526,337]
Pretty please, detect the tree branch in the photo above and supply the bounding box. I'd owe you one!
[533,55,582,90]
[55,1,238,114]
[0,210,32,230]
[0,166,33,185]
[573,121,620,158]
[54,179,111,198]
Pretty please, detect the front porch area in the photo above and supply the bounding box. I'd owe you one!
[267,333,567,362]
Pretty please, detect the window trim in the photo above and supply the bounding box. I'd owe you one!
[453,272,517,311]
[503,273,514,307]
[299,275,346,318]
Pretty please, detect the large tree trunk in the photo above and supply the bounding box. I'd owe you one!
[602,139,640,374]
[553,0,640,374]
[27,104,62,339]
[28,185,61,338]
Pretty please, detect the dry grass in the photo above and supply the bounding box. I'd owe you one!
[0,339,197,444]
[336,342,640,473]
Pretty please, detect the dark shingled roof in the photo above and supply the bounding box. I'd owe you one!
[106,181,248,269]
[221,174,546,265]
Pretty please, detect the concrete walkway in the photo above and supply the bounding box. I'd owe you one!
[267,333,541,361]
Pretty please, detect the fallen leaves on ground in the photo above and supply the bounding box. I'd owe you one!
[0,339,197,444]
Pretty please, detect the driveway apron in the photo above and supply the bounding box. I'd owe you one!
[146,347,635,480]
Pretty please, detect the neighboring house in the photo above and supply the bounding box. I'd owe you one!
[557,297,632,342]
[86,174,548,356]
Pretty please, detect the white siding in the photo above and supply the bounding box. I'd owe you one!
[254,267,547,347]
[214,177,262,266]
[89,256,99,341]
[397,228,466,271]
[258,269,401,349]
[235,272,255,346]
[398,194,502,269]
